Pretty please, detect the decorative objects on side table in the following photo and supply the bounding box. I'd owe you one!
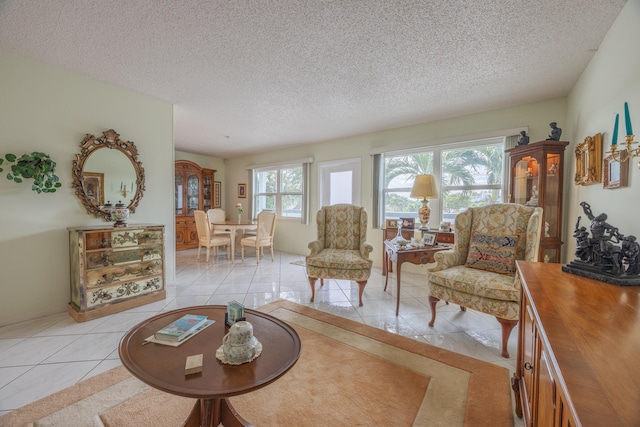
[399,217,415,229]
[409,174,438,230]
[422,232,437,246]
[0,151,62,193]
[217,320,263,365]
[225,300,245,327]
[562,201,640,285]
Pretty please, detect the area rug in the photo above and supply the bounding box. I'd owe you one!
[1,300,513,427]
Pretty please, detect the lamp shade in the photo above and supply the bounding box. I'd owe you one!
[410,174,438,199]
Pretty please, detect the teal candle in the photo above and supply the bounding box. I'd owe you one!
[612,113,619,145]
[624,102,633,135]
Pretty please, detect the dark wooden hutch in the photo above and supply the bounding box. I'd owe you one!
[175,160,215,250]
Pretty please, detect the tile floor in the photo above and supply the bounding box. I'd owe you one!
[0,249,523,426]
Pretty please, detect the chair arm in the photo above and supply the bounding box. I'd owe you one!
[428,250,464,272]
[308,240,324,256]
[360,242,373,259]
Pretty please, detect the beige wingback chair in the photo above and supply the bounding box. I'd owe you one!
[306,204,373,306]
[427,203,543,358]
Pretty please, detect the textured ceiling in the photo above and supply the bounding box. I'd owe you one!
[0,0,627,158]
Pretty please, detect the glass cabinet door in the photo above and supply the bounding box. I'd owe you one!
[187,174,199,214]
[543,153,561,240]
[203,173,212,212]
[175,173,183,215]
[513,156,539,207]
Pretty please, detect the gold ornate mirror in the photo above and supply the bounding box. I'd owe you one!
[574,133,602,185]
[72,129,145,221]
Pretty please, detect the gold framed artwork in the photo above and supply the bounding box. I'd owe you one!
[238,183,246,198]
[574,133,602,185]
[603,151,628,189]
[82,172,104,206]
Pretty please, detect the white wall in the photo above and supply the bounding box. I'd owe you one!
[0,51,175,326]
[226,98,567,268]
[565,0,640,260]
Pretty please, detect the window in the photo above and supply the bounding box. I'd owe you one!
[318,158,361,206]
[253,163,308,221]
[383,152,434,223]
[378,138,505,227]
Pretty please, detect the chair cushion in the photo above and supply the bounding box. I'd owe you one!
[429,282,520,320]
[428,265,519,302]
[306,249,372,270]
[465,234,519,274]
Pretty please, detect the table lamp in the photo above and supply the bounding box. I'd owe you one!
[410,174,438,230]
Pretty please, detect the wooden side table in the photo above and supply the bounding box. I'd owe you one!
[119,306,301,427]
[383,240,449,315]
[381,228,454,275]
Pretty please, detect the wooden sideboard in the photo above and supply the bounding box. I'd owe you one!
[382,228,454,275]
[513,261,640,426]
[68,225,166,322]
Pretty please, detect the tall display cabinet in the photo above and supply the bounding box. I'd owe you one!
[505,140,569,263]
[175,160,216,250]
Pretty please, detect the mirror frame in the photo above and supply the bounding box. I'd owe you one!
[574,132,602,186]
[72,129,145,221]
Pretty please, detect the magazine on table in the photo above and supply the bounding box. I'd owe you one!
[146,319,215,347]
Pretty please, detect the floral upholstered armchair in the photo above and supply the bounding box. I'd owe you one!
[427,203,543,358]
[306,204,373,306]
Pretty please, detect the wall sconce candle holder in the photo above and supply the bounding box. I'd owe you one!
[608,134,639,163]
[608,102,639,165]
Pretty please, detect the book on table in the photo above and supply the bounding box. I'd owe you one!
[146,319,214,347]
[154,314,208,342]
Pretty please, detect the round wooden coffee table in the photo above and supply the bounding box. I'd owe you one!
[119,305,301,427]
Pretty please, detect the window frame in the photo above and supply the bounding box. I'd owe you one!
[377,137,507,228]
[252,162,309,222]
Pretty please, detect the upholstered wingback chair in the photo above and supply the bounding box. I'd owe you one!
[428,203,543,358]
[306,204,373,306]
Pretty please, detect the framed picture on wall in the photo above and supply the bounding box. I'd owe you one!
[214,181,221,207]
[82,172,104,206]
[603,151,628,189]
[238,183,246,198]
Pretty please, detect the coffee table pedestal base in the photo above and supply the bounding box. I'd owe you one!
[183,398,253,427]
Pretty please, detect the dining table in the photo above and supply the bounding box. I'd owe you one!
[211,220,258,262]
